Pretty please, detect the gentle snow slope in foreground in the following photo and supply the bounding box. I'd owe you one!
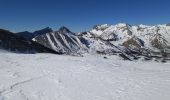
[0,52,170,100]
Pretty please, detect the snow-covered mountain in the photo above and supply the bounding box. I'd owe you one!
[79,23,170,61]
[33,27,89,55]
[1,23,170,61]
[87,23,170,50]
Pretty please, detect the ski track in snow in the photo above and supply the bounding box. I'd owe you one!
[0,52,170,100]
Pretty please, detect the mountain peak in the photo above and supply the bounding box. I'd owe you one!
[42,27,53,31]
[93,24,110,31]
[34,27,53,35]
[116,23,131,27]
[58,26,71,33]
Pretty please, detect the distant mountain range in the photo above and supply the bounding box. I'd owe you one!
[1,23,170,62]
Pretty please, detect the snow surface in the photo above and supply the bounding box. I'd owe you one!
[0,51,170,100]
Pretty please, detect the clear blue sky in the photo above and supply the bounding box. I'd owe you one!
[0,0,170,32]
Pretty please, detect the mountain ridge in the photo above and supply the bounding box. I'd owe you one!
[16,27,53,40]
[1,23,170,62]
[0,29,60,54]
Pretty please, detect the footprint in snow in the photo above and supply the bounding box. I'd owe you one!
[7,71,20,78]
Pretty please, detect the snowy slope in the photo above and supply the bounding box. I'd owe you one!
[0,51,170,100]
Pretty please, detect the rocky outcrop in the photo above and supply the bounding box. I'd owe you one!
[151,33,169,49]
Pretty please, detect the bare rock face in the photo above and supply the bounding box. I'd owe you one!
[122,36,144,49]
[151,33,168,49]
